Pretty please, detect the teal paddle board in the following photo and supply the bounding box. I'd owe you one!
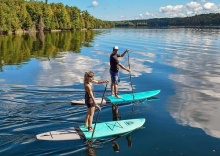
[105,90,161,103]
[71,90,161,105]
[36,118,145,141]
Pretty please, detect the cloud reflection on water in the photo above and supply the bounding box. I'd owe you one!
[36,50,155,91]
[165,30,220,138]
[37,52,109,86]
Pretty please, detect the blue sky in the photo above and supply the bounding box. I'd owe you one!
[47,0,220,21]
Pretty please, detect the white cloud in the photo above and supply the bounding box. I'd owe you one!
[157,1,220,18]
[137,1,220,20]
[173,5,185,12]
[159,5,186,17]
[144,12,155,18]
[145,12,151,16]
[92,1,99,7]
[186,1,203,12]
[159,5,185,13]
[201,0,207,3]
[204,2,218,10]
[159,5,173,13]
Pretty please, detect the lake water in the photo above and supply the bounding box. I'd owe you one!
[0,28,220,156]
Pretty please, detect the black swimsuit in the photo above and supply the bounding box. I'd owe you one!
[85,83,95,108]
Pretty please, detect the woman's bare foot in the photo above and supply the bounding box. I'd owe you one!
[115,94,121,98]
[88,127,96,132]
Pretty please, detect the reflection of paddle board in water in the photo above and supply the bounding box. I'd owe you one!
[36,118,145,141]
[71,90,161,105]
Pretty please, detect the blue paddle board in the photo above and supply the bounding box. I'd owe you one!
[71,90,161,105]
[36,118,145,141]
[105,90,161,103]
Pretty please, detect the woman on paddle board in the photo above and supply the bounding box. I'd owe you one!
[84,71,108,132]
[110,46,130,98]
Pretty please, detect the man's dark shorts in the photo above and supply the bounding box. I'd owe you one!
[110,70,119,85]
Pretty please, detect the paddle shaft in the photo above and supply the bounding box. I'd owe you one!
[127,52,134,100]
[127,51,135,115]
[90,82,108,140]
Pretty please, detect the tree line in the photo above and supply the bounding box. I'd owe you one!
[1,0,219,34]
[115,13,220,28]
[0,0,114,33]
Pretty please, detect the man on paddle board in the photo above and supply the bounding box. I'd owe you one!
[110,46,130,98]
[84,71,108,132]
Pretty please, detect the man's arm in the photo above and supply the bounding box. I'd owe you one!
[118,63,130,72]
[119,49,129,57]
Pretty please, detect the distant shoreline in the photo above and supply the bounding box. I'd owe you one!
[164,26,220,29]
[0,28,89,35]
[1,26,219,35]
[115,25,220,29]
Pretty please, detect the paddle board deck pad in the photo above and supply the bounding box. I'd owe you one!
[71,90,161,105]
[36,118,145,141]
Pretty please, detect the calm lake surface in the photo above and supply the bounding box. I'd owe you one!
[0,28,220,156]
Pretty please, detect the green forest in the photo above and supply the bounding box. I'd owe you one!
[0,0,114,33]
[115,13,220,28]
[0,0,219,34]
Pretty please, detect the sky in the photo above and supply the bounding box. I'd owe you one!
[47,0,220,21]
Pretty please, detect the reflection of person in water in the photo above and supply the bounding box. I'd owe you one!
[111,134,132,152]
[112,141,120,152]
[85,141,96,156]
[112,104,121,121]
[126,134,132,147]
[111,104,132,151]
[85,147,96,156]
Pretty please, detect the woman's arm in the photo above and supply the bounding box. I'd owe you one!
[91,79,109,84]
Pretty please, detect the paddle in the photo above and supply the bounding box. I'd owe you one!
[90,82,109,141]
[127,51,135,106]
[127,51,134,95]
